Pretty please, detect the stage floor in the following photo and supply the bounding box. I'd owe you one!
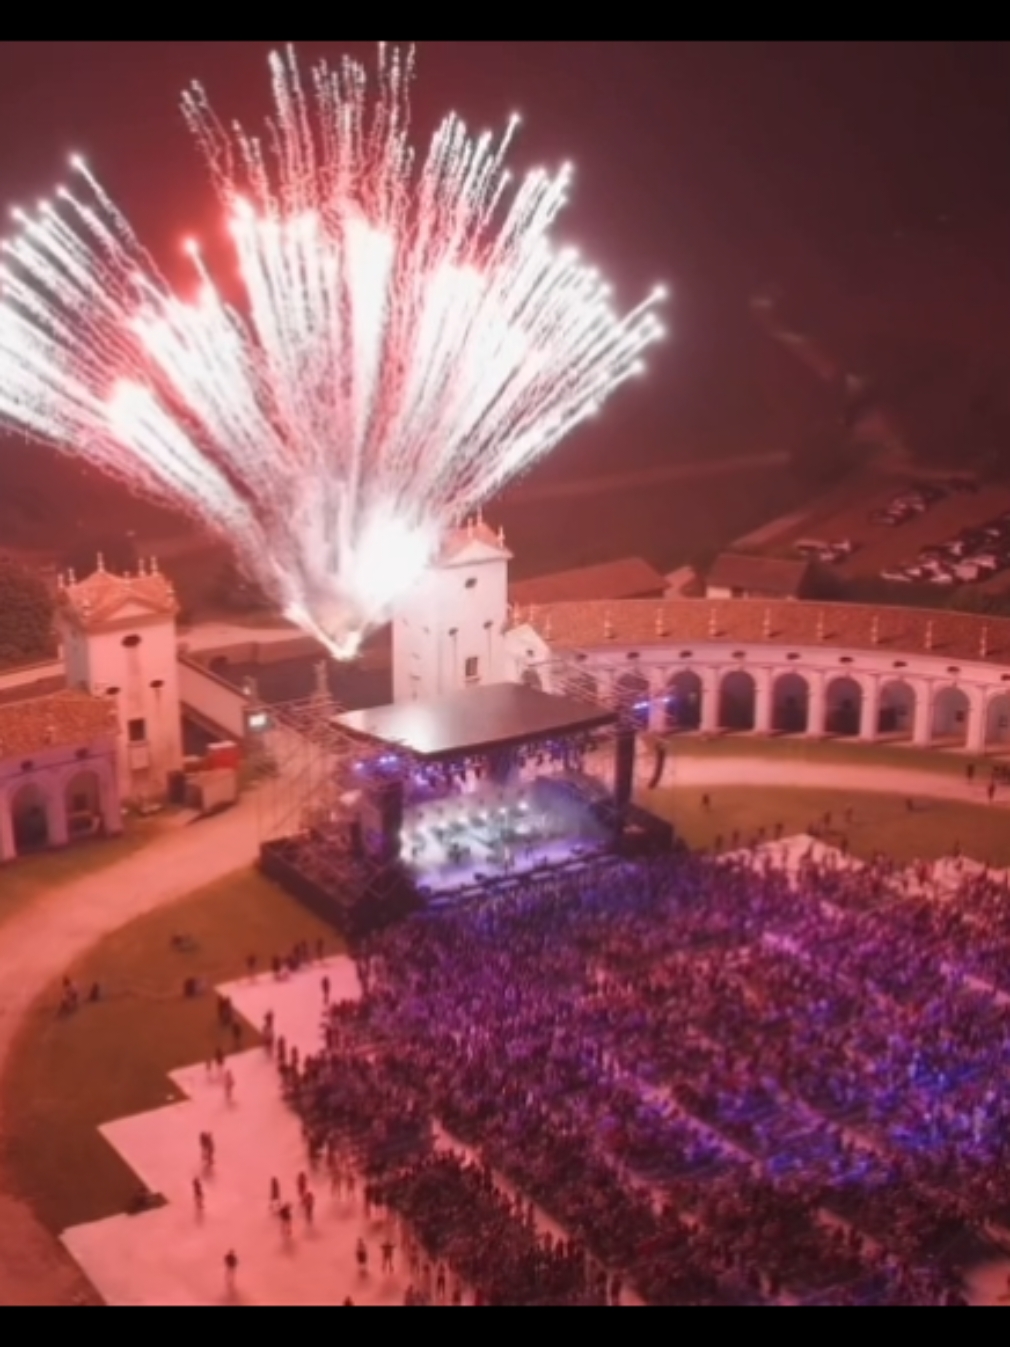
[406,835,609,898]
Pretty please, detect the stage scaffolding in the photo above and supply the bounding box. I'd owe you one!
[529,655,634,710]
[251,664,653,934]
[527,655,651,779]
[255,677,388,900]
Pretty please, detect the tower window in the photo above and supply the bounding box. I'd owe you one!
[128,718,147,744]
[465,578,478,590]
[465,657,481,684]
[122,634,142,649]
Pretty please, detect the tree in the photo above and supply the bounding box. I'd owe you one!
[0,558,55,668]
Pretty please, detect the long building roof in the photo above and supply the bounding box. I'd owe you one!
[518,597,1010,665]
[0,690,117,758]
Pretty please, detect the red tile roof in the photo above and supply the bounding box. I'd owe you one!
[438,520,511,563]
[707,553,812,598]
[0,690,117,758]
[517,597,1009,665]
[57,564,178,630]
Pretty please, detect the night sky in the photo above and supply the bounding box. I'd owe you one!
[2,41,1010,484]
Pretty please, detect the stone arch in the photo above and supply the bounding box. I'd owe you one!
[666,669,702,732]
[615,669,650,731]
[772,671,809,735]
[64,769,104,840]
[825,676,863,737]
[986,693,1010,749]
[10,781,50,855]
[878,679,916,740]
[719,670,756,732]
[932,685,970,746]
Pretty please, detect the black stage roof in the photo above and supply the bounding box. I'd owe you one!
[333,682,617,763]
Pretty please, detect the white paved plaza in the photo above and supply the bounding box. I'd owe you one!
[62,958,418,1307]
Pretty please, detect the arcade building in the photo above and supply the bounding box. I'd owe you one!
[0,561,184,863]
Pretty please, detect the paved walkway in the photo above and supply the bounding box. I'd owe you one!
[648,753,1006,810]
[0,750,1005,1304]
[61,959,416,1307]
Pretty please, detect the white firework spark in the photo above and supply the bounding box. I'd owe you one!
[0,44,665,658]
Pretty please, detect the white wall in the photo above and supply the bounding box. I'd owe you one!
[504,624,552,685]
[0,735,121,861]
[177,657,250,742]
[57,612,183,800]
[393,545,510,703]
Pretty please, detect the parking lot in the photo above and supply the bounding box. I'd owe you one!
[771,477,1010,590]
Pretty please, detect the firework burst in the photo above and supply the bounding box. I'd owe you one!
[0,45,665,658]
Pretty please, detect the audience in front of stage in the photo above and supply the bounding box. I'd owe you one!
[283,845,1006,1306]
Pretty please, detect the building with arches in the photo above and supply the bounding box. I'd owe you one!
[0,558,192,863]
[0,690,121,863]
[506,598,1010,755]
[384,524,1010,759]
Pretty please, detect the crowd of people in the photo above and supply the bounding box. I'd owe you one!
[285,842,1010,1306]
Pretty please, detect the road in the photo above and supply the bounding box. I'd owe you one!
[502,451,789,505]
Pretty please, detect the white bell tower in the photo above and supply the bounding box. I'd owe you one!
[391,518,513,703]
[55,556,184,803]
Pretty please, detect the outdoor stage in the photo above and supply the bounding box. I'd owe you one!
[260,682,671,932]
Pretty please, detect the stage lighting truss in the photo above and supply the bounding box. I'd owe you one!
[255,690,397,890]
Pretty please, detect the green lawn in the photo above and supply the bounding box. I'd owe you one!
[655,733,984,778]
[2,868,339,1235]
[0,820,163,931]
[648,785,1010,865]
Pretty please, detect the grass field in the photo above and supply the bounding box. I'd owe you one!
[0,820,163,933]
[648,784,1010,865]
[2,868,338,1235]
[655,733,981,778]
